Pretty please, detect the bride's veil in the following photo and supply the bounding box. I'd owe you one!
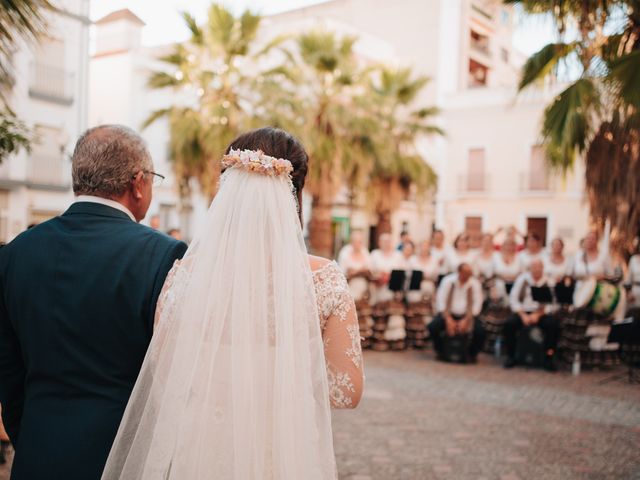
[102,163,336,478]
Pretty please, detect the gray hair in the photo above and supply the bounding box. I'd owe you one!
[71,125,153,197]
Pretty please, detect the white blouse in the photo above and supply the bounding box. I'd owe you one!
[445,249,477,273]
[493,254,522,282]
[370,249,403,274]
[337,246,372,275]
[572,250,612,279]
[544,254,572,282]
[409,255,440,281]
[431,246,452,275]
[474,252,497,279]
[517,250,545,271]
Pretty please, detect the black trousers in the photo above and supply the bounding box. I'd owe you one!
[429,313,486,358]
[503,313,561,359]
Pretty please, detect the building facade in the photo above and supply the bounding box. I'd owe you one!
[89,0,590,252]
[269,0,590,250]
[0,0,91,243]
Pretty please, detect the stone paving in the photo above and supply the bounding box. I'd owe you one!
[2,350,639,479]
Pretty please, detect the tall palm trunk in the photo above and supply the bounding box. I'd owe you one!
[308,193,334,257]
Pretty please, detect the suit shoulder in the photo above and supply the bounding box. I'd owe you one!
[129,223,187,252]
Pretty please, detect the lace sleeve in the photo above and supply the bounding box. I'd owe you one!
[154,259,182,327]
[314,262,364,409]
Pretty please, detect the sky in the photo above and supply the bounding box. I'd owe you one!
[89,0,557,56]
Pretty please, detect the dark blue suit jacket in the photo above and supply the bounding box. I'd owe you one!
[0,202,187,479]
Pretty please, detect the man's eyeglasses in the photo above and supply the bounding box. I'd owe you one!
[135,170,165,187]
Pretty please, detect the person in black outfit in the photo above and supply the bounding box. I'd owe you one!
[0,125,187,479]
[429,263,486,361]
[503,259,560,371]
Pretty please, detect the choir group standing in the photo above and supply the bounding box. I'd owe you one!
[338,226,640,370]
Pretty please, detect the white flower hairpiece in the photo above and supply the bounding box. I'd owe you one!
[221,149,293,178]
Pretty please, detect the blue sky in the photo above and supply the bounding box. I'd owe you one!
[90,0,557,55]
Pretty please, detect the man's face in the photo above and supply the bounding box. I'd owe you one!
[530,260,544,281]
[459,264,472,283]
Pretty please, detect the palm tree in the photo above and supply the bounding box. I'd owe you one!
[365,67,441,236]
[284,31,378,257]
[506,0,640,251]
[0,0,53,162]
[144,5,285,199]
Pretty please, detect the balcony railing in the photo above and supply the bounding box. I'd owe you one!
[29,62,75,105]
[471,2,495,22]
[458,173,490,194]
[520,171,550,192]
[28,153,67,186]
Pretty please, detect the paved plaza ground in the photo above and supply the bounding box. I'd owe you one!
[2,350,639,479]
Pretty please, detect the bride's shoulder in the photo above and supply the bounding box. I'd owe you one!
[308,255,335,274]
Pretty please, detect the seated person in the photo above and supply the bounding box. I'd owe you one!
[429,263,485,362]
[503,259,560,371]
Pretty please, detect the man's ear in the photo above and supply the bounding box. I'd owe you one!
[132,171,144,199]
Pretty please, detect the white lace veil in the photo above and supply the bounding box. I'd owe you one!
[102,166,336,479]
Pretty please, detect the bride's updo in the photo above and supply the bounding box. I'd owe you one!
[225,127,309,194]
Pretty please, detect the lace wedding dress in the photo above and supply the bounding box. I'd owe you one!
[102,156,364,479]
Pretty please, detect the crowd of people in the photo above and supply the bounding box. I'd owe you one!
[337,225,640,371]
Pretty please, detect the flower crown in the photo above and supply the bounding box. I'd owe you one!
[222,149,293,178]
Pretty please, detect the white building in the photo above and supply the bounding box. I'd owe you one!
[89,0,590,252]
[269,0,590,250]
[0,0,91,243]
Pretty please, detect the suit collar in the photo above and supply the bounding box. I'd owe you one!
[63,201,136,222]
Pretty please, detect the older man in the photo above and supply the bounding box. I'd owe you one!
[0,125,187,479]
[429,262,485,362]
[503,259,560,371]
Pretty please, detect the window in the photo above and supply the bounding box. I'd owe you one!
[468,59,489,87]
[29,125,66,186]
[29,37,73,104]
[466,148,486,191]
[470,30,490,56]
[528,145,549,190]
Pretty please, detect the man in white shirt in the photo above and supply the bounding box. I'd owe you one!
[503,259,560,371]
[429,263,485,362]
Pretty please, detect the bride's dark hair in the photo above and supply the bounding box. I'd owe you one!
[225,127,309,222]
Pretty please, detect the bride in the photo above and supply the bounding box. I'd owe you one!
[102,128,364,479]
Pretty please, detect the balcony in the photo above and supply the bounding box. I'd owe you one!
[29,62,75,105]
[468,59,489,88]
[458,173,490,194]
[28,152,68,188]
[470,30,491,60]
[520,171,550,193]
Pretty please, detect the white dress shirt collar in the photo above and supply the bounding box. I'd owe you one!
[74,195,137,222]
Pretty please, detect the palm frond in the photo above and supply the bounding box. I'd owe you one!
[141,108,172,130]
[607,49,640,107]
[147,71,183,89]
[181,11,204,46]
[542,78,600,171]
[518,42,578,90]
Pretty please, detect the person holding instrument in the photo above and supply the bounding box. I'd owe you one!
[503,259,560,371]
